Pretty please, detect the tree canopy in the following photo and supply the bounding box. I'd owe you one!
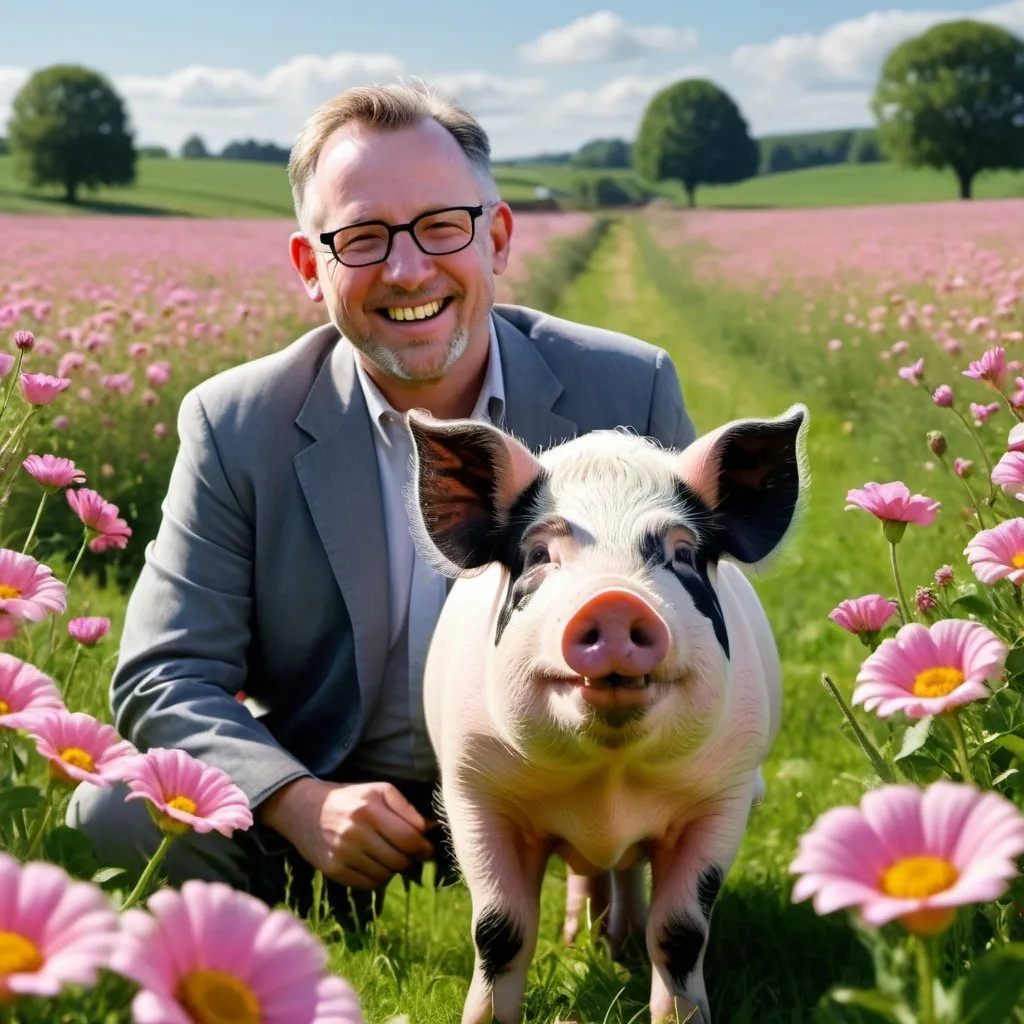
[633,78,759,207]
[7,64,135,204]
[871,19,1024,199]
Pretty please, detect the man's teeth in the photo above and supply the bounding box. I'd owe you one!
[385,299,444,321]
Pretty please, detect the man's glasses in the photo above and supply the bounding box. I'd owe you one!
[318,205,492,268]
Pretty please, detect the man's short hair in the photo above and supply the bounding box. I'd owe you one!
[288,80,498,232]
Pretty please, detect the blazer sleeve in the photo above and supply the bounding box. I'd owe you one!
[110,389,313,810]
[648,348,698,450]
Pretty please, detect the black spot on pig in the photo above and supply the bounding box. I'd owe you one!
[475,906,524,982]
[659,913,706,989]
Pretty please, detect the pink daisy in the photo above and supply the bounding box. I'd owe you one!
[67,616,111,646]
[1008,422,1024,452]
[19,372,71,407]
[828,595,898,637]
[962,346,1007,389]
[991,451,1024,500]
[0,853,119,1002]
[897,358,924,384]
[965,518,1024,585]
[931,384,954,407]
[0,654,64,731]
[790,781,1024,936]
[0,549,67,621]
[65,488,132,551]
[123,747,253,838]
[845,481,940,526]
[23,710,138,787]
[110,879,358,1024]
[852,619,1006,719]
[22,454,85,492]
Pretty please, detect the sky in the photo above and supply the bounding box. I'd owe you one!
[2,0,1023,159]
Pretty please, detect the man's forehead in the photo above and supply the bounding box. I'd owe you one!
[312,120,480,226]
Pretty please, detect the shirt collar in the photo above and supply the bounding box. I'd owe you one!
[354,314,506,445]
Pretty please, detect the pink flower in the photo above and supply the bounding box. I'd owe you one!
[0,654,64,731]
[827,339,842,352]
[963,346,1007,388]
[145,361,172,387]
[1008,422,1024,452]
[123,747,253,838]
[0,853,119,1001]
[56,352,86,378]
[828,595,897,637]
[23,710,138,787]
[954,457,974,478]
[19,373,71,406]
[0,353,14,379]
[110,879,363,1023]
[852,619,1006,719]
[66,488,132,551]
[0,549,67,621]
[790,781,1024,936]
[931,384,954,407]
[935,565,955,587]
[22,454,85,492]
[13,330,34,351]
[897,357,924,384]
[845,481,940,526]
[992,450,1024,499]
[67,617,111,646]
[965,518,1024,585]
[970,401,1000,425]
[915,586,936,613]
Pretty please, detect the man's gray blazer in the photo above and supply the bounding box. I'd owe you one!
[110,303,698,814]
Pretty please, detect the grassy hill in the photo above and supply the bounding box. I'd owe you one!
[1,154,1023,218]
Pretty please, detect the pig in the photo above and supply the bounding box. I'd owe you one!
[402,403,809,1024]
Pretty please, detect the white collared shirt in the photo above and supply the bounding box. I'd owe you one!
[348,316,506,779]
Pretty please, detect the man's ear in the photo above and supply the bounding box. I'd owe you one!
[405,410,544,576]
[288,232,324,303]
[676,404,809,567]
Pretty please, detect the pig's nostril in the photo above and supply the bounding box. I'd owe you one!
[630,624,656,647]
[581,627,600,646]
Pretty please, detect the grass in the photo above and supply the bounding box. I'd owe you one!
[3,154,1022,218]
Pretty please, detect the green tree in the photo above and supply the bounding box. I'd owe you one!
[180,134,210,159]
[571,138,632,169]
[633,78,759,207]
[7,65,135,204]
[871,19,1024,199]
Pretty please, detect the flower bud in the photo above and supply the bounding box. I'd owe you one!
[13,330,34,351]
[915,587,936,613]
[934,565,955,587]
[927,431,947,457]
[931,385,954,407]
[954,458,974,479]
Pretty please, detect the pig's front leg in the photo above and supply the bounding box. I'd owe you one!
[646,784,756,1024]
[452,805,549,1024]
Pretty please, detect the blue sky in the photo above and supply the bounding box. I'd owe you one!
[2,0,1022,158]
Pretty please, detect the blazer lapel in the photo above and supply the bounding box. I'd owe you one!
[493,312,578,452]
[293,336,389,706]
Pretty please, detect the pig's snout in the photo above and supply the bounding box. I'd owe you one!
[561,588,670,680]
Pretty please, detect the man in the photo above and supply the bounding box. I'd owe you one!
[69,81,697,923]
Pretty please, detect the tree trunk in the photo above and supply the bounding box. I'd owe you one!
[685,182,696,208]
[956,167,973,201]
[64,179,78,204]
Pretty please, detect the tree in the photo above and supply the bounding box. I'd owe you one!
[180,134,209,159]
[633,79,759,207]
[871,20,1024,199]
[571,138,632,169]
[7,65,135,204]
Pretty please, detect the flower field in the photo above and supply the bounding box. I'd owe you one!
[2,197,1024,1022]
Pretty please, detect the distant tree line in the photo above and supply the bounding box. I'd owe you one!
[177,134,290,163]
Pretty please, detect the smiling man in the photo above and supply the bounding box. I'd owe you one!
[68,81,698,929]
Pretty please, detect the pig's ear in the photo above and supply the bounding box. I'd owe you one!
[676,403,809,567]
[404,409,545,576]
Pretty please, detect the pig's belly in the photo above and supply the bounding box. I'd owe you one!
[551,839,646,875]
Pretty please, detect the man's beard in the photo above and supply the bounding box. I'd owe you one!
[349,325,471,383]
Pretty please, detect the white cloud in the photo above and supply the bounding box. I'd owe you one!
[519,10,697,65]
[430,71,548,115]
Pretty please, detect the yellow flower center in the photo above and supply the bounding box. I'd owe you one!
[881,855,958,900]
[912,666,964,698]
[0,930,43,976]
[0,700,8,715]
[59,748,95,772]
[1013,552,1024,569]
[0,585,20,601]
[178,969,261,1024]
[168,795,198,815]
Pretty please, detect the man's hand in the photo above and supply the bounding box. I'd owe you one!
[257,777,436,890]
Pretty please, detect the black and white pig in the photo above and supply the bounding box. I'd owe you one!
[403,403,809,1024]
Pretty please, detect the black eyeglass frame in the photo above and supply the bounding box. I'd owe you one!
[318,204,491,267]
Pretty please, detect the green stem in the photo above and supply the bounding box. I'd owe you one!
[62,645,83,706]
[821,674,897,783]
[19,491,47,555]
[889,541,912,624]
[956,474,987,530]
[950,404,997,502]
[0,350,26,424]
[64,529,90,590]
[121,833,176,911]
[946,710,975,785]
[0,406,35,458]
[916,936,936,1024]
[23,779,54,860]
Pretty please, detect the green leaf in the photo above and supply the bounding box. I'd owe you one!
[42,825,98,880]
[0,784,43,828]
[950,594,994,618]
[959,943,1024,1024]
[830,987,916,1024]
[1003,644,1024,680]
[895,717,933,761]
[995,734,1024,759]
[91,866,127,886]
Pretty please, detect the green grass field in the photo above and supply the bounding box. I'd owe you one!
[2,154,1022,218]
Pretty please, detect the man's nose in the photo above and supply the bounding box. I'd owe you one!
[379,230,436,290]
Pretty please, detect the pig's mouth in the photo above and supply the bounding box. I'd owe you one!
[541,671,657,714]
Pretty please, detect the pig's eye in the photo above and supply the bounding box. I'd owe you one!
[672,540,694,564]
[525,543,551,568]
